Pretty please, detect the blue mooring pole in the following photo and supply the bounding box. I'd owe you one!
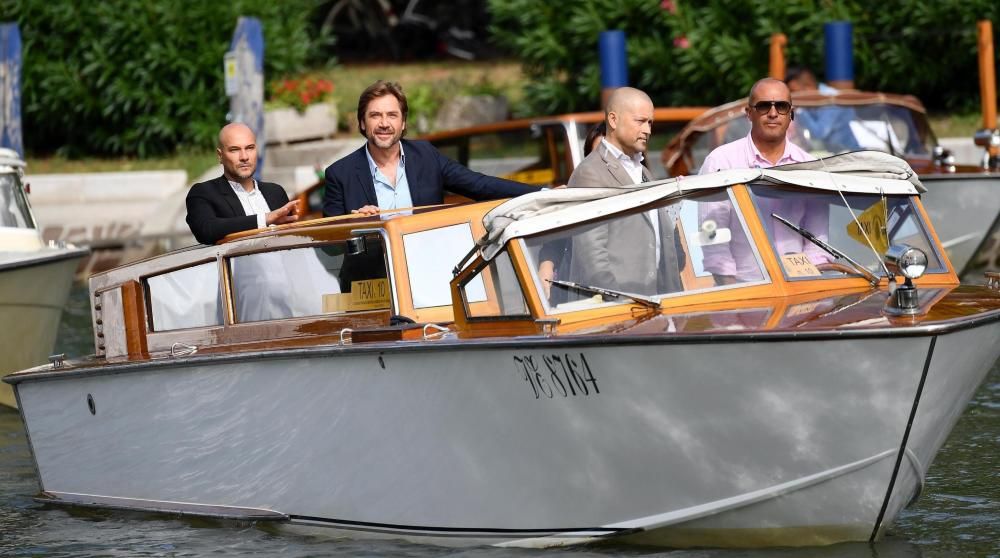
[824,21,854,89]
[599,30,628,109]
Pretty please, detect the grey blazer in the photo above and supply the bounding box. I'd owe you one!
[566,143,682,295]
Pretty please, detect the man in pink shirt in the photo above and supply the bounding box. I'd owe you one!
[698,78,830,285]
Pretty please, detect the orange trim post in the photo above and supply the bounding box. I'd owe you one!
[979,21,997,132]
[770,33,787,80]
[978,20,999,166]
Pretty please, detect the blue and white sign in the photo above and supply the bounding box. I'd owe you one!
[0,23,23,158]
[227,17,265,179]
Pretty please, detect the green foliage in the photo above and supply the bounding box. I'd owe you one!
[4,0,328,157]
[489,0,1000,114]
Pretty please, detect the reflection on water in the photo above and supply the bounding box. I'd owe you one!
[0,283,997,556]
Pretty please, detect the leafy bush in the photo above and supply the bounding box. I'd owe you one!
[488,0,1000,114]
[5,0,328,157]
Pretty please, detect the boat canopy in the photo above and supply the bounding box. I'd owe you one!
[479,151,923,261]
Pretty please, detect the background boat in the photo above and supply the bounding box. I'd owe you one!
[0,149,88,408]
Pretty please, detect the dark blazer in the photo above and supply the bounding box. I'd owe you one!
[322,139,538,217]
[185,175,290,244]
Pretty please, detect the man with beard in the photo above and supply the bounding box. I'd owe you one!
[322,80,537,217]
[185,123,300,244]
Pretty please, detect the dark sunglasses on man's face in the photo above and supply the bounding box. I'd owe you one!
[750,101,792,115]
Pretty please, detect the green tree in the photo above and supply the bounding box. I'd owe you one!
[4,0,328,157]
[489,0,1000,114]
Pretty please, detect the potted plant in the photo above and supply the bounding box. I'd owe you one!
[265,77,339,144]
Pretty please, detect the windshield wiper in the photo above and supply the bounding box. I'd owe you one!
[771,213,882,287]
[547,279,661,309]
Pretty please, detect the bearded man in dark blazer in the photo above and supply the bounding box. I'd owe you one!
[322,80,537,217]
[185,123,300,244]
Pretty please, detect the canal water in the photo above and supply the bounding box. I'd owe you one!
[1,283,998,557]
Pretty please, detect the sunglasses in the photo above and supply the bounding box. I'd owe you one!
[750,101,792,115]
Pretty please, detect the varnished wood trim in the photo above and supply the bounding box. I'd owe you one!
[120,280,149,358]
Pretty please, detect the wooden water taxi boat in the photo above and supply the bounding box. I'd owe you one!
[6,151,1000,548]
[661,91,1000,277]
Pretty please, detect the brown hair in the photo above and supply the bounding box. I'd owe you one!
[357,80,408,138]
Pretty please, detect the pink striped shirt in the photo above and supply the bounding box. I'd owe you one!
[697,134,828,281]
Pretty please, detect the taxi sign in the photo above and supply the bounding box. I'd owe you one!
[846,199,889,254]
[780,253,820,277]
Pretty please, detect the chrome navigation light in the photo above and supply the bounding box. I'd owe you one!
[885,245,928,280]
[884,245,928,315]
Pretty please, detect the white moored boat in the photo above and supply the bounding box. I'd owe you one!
[0,149,88,408]
[6,151,1000,548]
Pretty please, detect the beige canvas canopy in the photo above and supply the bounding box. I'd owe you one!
[479,151,924,261]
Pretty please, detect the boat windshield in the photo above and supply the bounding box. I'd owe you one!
[688,103,935,172]
[521,189,769,313]
[0,172,36,229]
[791,103,934,159]
[747,184,945,281]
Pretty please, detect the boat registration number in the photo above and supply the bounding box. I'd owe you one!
[513,353,600,399]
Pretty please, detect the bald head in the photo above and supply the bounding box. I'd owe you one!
[748,78,790,104]
[745,77,793,154]
[605,87,654,118]
[218,122,256,149]
[217,123,258,186]
[604,87,654,158]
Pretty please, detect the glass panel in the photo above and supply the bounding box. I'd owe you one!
[0,173,35,229]
[523,190,768,313]
[404,223,485,309]
[461,250,528,319]
[230,236,389,323]
[748,186,944,281]
[790,103,933,159]
[147,261,222,331]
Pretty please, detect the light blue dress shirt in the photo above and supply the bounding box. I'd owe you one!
[365,143,413,210]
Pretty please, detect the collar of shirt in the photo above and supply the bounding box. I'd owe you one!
[601,138,644,167]
[365,142,406,183]
[228,178,258,197]
[744,132,810,168]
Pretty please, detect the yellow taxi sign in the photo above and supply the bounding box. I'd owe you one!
[846,199,889,254]
[322,278,391,313]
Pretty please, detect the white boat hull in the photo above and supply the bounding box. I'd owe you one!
[13,321,1000,547]
[0,248,86,408]
[920,173,1000,275]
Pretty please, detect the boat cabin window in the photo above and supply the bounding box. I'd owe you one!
[403,223,482,309]
[747,185,945,281]
[146,261,223,331]
[228,235,389,323]
[459,250,529,319]
[522,190,768,313]
[0,172,35,229]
